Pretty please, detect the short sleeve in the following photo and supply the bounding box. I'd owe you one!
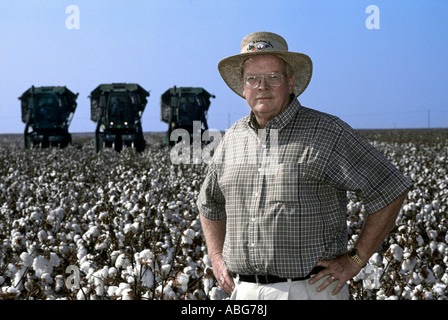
[325,126,412,215]
[197,164,227,220]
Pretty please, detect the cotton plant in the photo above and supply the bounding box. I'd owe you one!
[1,132,448,300]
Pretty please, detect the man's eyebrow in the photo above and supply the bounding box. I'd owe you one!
[244,71,283,76]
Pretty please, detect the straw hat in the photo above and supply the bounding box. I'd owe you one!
[218,31,313,98]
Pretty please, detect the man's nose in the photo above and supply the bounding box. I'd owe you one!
[258,76,269,90]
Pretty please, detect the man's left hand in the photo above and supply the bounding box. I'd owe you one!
[309,254,362,295]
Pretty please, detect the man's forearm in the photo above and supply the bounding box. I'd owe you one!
[200,214,235,294]
[200,214,227,263]
[355,191,409,263]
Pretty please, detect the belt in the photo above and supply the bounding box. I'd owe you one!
[237,266,325,285]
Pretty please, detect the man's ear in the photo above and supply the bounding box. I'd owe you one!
[289,75,295,94]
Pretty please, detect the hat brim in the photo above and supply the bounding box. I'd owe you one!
[218,51,313,98]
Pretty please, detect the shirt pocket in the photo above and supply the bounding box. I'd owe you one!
[269,162,299,202]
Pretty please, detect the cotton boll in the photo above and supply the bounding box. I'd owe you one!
[110,250,121,264]
[2,286,20,298]
[167,202,178,210]
[202,254,212,268]
[427,229,438,240]
[94,240,109,251]
[20,252,34,268]
[190,218,201,231]
[429,241,438,253]
[41,272,53,285]
[177,272,189,292]
[100,266,109,279]
[409,272,422,285]
[203,267,214,296]
[80,260,91,275]
[107,285,118,297]
[30,211,43,222]
[37,230,48,242]
[121,288,134,300]
[83,225,100,241]
[369,253,382,266]
[433,283,446,298]
[13,266,27,290]
[182,228,196,245]
[123,222,137,234]
[390,244,403,261]
[108,267,118,278]
[438,242,447,256]
[116,253,132,270]
[49,252,60,267]
[76,287,88,300]
[157,283,176,300]
[53,275,64,292]
[423,267,436,285]
[161,264,171,277]
[209,287,228,300]
[138,265,154,288]
[416,235,424,246]
[93,269,105,296]
[138,249,154,263]
[115,282,131,298]
[32,256,53,278]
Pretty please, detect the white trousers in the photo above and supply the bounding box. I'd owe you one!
[230,275,349,300]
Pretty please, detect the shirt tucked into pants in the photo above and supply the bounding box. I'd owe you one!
[230,275,349,300]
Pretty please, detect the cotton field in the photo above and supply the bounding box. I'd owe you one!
[0,129,447,300]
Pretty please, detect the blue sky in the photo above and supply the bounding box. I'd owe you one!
[1,0,447,134]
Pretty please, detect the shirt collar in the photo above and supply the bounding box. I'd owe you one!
[247,98,302,131]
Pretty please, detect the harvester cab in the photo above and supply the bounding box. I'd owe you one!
[89,83,149,152]
[160,86,215,146]
[19,86,78,149]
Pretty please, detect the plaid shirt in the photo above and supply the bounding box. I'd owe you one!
[197,99,412,278]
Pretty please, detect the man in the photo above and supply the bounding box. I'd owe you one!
[197,31,412,300]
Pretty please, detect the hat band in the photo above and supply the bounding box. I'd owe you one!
[241,39,287,54]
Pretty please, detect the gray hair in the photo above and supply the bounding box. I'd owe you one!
[240,56,294,81]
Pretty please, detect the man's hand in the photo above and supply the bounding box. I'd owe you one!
[200,215,235,295]
[211,257,235,295]
[310,191,409,295]
[309,253,361,295]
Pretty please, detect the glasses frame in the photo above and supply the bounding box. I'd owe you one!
[242,73,285,89]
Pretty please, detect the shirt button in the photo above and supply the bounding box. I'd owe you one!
[251,217,256,222]
[258,167,262,172]
[254,192,259,197]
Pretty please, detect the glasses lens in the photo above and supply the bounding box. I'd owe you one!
[244,74,283,89]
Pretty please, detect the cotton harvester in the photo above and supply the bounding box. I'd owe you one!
[19,86,78,149]
[160,86,215,146]
[89,83,149,152]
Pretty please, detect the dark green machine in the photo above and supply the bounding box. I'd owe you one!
[19,86,78,149]
[160,86,215,145]
[90,83,149,152]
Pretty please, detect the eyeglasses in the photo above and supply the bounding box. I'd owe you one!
[243,73,284,89]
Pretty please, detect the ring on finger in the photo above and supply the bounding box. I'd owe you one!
[330,275,336,281]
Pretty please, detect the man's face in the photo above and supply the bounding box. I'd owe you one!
[241,55,294,126]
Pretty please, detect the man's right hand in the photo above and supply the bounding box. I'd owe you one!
[212,257,235,295]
